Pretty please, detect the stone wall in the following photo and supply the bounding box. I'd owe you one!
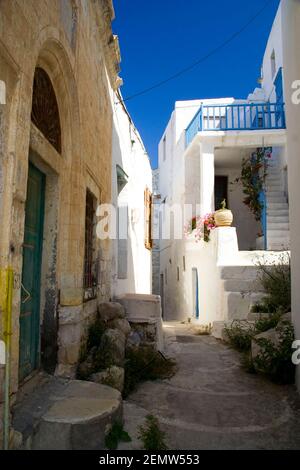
[0,0,121,442]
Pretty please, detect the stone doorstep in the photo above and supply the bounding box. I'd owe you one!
[12,375,122,450]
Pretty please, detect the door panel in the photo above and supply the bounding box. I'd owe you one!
[215,176,228,211]
[19,163,45,382]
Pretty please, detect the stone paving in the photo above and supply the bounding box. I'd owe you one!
[120,322,300,450]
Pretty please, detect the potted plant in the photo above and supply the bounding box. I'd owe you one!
[214,199,233,227]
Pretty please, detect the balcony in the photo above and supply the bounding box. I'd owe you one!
[186,102,286,147]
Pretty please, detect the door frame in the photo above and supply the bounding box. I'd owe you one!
[19,162,46,382]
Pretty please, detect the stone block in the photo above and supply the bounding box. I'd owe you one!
[99,329,126,367]
[108,318,131,337]
[90,366,124,392]
[98,302,125,322]
[60,288,83,307]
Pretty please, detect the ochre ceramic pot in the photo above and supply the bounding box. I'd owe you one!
[214,209,233,227]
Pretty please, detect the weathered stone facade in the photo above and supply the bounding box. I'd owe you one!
[0,0,121,442]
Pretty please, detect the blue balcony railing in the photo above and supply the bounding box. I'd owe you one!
[186,102,286,147]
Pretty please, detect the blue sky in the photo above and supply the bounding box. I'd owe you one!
[113,0,280,169]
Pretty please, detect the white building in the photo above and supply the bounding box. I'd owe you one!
[281,0,300,391]
[111,91,153,297]
[156,2,290,328]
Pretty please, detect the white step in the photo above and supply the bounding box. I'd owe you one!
[268,216,289,224]
[267,209,289,217]
[268,203,289,210]
[266,191,285,198]
[267,197,286,203]
[220,265,259,281]
[266,183,284,190]
[222,279,265,293]
[268,223,289,231]
[267,229,290,238]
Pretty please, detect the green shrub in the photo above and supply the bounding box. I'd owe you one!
[253,320,295,384]
[224,321,256,352]
[138,415,168,450]
[241,351,256,374]
[105,421,131,450]
[123,346,177,398]
[254,312,282,333]
[254,253,291,314]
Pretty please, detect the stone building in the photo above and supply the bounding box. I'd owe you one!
[0,0,124,442]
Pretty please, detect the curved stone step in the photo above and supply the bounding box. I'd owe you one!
[12,376,122,450]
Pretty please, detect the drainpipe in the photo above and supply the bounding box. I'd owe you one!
[1,268,13,450]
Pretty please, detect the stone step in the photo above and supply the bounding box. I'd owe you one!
[222,279,265,293]
[267,229,290,238]
[266,191,285,198]
[268,241,290,251]
[267,209,289,217]
[12,374,122,450]
[266,186,283,193]
[268,203,289,210]
[267,197,287,203]
[219,265,259,281]
[267,223,289,231]
[267,216,289,224]
[222,291,265,321]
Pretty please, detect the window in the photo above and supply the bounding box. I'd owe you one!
[84,189,97,296]
[177,267,180,282]
[31,68,61,153]
[214,176,228,211]
[163,135,166,161]
[183,256,186,272]
[271,50,276,79]
[144,187,152,250]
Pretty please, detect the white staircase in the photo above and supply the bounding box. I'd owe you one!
[265,160,290,250]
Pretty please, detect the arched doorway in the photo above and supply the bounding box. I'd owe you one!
[19,67,62,382]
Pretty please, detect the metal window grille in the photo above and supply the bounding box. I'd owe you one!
[84,190,96,289]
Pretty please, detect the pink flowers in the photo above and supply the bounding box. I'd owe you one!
[184,213,216,242]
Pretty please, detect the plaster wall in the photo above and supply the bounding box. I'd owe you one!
[111,93,152,297]
[281,0,300,391]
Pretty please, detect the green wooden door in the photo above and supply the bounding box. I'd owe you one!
[19,163,45,382]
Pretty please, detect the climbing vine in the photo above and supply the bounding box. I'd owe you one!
[233,147,272,222]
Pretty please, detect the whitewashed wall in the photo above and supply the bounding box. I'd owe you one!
[111,92,152,297]
[281,0,300,392]
[261,4,284,102]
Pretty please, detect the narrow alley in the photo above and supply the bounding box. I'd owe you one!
[121,323,300,450]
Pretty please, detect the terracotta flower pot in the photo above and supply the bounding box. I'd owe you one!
[214,208,233,227]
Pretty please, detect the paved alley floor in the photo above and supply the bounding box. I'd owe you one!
[120,322,300,450]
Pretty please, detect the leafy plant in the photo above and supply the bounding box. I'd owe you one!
[232,147,271,223]
[254,253,291,314]
[123,346,177,398]
[224,320,256,352]
[105,421,132,450]
[254,312,282,333]
[138,415,168,450]
[252,320,295,384]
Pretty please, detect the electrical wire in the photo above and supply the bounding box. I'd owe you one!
[119,0,275,104]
